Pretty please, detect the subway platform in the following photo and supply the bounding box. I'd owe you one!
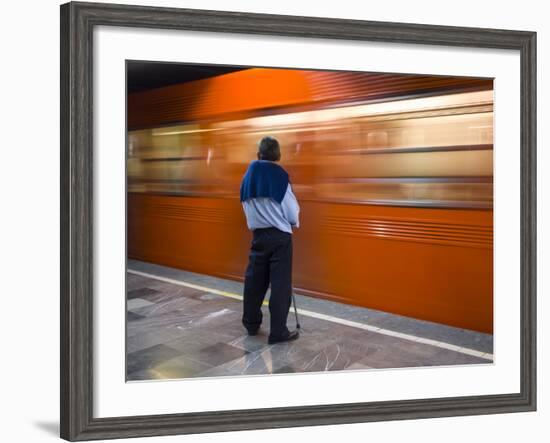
[126,259,493,381]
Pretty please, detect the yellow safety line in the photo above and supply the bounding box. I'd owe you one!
[127,268,493,361]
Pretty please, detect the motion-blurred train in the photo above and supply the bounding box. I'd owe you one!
[127,68,493,333]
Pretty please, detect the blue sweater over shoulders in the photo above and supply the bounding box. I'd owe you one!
[240,160,289,204]
[239,160,300,234]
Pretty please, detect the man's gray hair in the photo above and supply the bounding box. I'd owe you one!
[257,136,281,162]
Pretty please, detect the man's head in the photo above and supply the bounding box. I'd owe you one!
[257,136,281,162]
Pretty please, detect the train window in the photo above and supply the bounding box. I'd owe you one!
[366,131,388,149]
[467,123,493,145]
[128,90,493,208]
[128,124,232,196]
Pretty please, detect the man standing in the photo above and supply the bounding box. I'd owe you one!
[239,136,300,344]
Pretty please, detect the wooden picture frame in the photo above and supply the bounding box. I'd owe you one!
[60,1,536,440]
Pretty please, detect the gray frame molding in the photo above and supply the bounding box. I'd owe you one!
[60,1,536,441]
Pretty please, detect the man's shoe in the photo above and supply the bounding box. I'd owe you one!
[247,328,259,336]
[268,330,299,345]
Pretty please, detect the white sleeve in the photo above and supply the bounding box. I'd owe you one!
[281,184,300,228]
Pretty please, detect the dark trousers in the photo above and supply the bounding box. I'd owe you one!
[242,227,293,339]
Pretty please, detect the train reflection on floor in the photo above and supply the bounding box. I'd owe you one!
[126,261,493,381]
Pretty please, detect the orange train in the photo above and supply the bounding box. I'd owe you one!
[127,68,493,333]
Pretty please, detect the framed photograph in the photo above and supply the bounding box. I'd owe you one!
[60,1,536,441]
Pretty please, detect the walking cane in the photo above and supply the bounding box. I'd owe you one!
[291,289,301,330]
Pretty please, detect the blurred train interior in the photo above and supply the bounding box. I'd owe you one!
[127,64,494,333]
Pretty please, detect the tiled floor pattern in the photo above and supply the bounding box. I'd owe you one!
[126,260,493,381]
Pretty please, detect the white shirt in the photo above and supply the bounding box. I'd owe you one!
[241,184,300,234]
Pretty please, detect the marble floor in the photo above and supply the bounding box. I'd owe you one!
[126,259,493,381]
